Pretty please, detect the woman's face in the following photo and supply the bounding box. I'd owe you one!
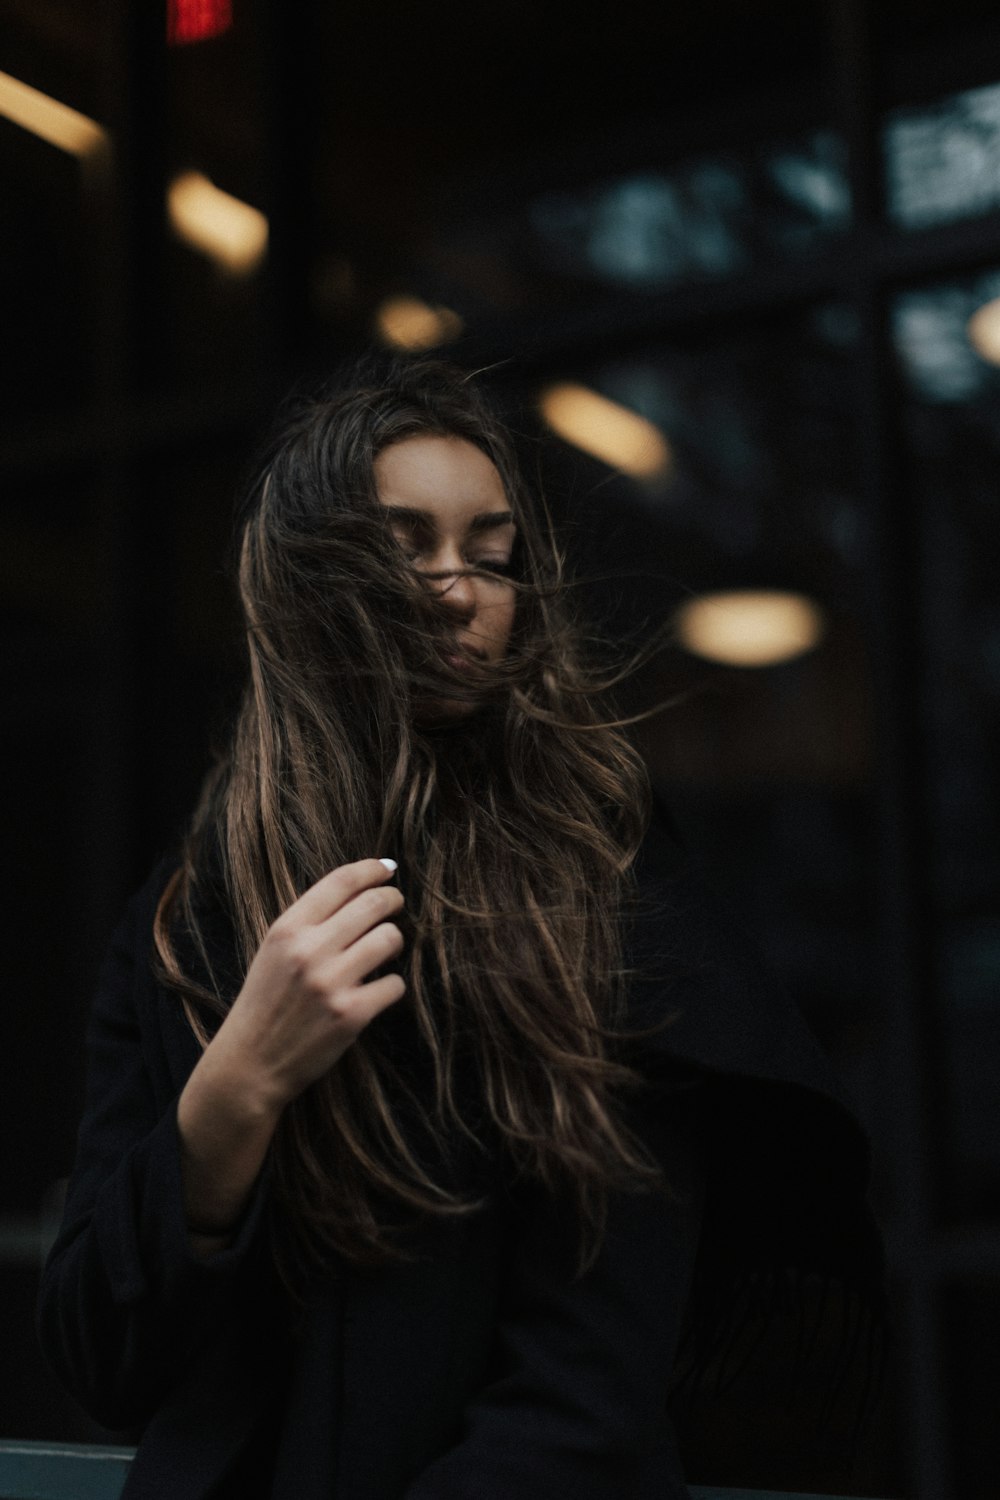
[374,434,518,690]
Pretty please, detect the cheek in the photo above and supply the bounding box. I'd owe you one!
[495,593,517,652]
[477,592,515,654]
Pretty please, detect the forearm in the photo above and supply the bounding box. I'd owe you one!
[177,1041,283,1252]
[176,856,405,1254]
[39,1098,273,1428]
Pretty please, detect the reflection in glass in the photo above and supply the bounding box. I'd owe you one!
[0,69,107,159]
[885,81,1000,230]
[529,132,848,292]
[676,589,825,668]
[539,381,672,479]
[375,295,463,351]
[893,271,1000,403]
[966,297,1000,364]
[541,314,875,1092]
[167,171,268,277]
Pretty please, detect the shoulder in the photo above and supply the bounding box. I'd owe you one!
[626,795,843,1099]
[624,795,884,1306]
[95,854,182,992]
[96,845,236,1048]
[76,852,203,1122]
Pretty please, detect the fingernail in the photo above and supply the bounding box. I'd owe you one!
[379,858,398,871]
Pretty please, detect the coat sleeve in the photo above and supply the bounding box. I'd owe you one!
[402,1076,705,1500]
[36,870,269,1432]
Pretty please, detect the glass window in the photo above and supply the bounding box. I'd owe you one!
[0,132,98,419]
[1,472,102,1214]
[531,308,881,1144]
[891,271,1000,1219]
[398,128,850,333]
[161,7,271,389]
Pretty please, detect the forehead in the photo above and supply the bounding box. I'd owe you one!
[373,434,511,521]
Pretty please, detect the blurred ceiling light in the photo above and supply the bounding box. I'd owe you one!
[538,383,671,480]
[967,296,1000,364]
[376,295,464,350]
[0,69,107,158]
[167,171,268,276]
[676,589,825,667]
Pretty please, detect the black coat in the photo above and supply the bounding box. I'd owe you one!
[37,803,883,1499]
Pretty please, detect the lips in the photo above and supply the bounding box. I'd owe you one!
[442,648,486,672]
[442,641,487,667]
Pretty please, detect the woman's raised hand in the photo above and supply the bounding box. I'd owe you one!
[214,857,407,1112]
[177,858,405,1245]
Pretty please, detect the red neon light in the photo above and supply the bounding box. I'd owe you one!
[167,0,233,45]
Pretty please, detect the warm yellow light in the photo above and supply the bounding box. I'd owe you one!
[167,171,268,276]
[539,383,671,480]
[968,297,1000,364]
[0,69,107,158]
[676,589,825,667]
[376,295,464,350]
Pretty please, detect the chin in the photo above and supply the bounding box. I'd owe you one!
[415,696,478,725]
[414,679,507,728]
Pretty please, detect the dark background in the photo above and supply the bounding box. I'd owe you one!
[3,2,1000,1497]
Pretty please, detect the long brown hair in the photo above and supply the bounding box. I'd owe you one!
[154,353,657,1277]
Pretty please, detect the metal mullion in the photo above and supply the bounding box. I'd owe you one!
[827,3,953,1498]
[465,206,1000,377]
[84,0,171,956]
[436,75,830,222]
[871,213,1000,285]
[464,256,847,376]
[80,0,135,980]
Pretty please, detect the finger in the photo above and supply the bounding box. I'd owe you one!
[282,858,397,929]
[317,883,405,952]
[350,971,407,1028]
[335,921,406,989]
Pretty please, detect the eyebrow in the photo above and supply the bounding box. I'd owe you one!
[382,506,517,535]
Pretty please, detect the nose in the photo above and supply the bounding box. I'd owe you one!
[423,540,477,620]
[427,567,477,622]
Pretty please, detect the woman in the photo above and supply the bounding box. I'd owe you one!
[39,355,884,1499]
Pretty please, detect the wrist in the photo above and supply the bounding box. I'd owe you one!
[177,1042,282,1247]
[194,1032,289,1129]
